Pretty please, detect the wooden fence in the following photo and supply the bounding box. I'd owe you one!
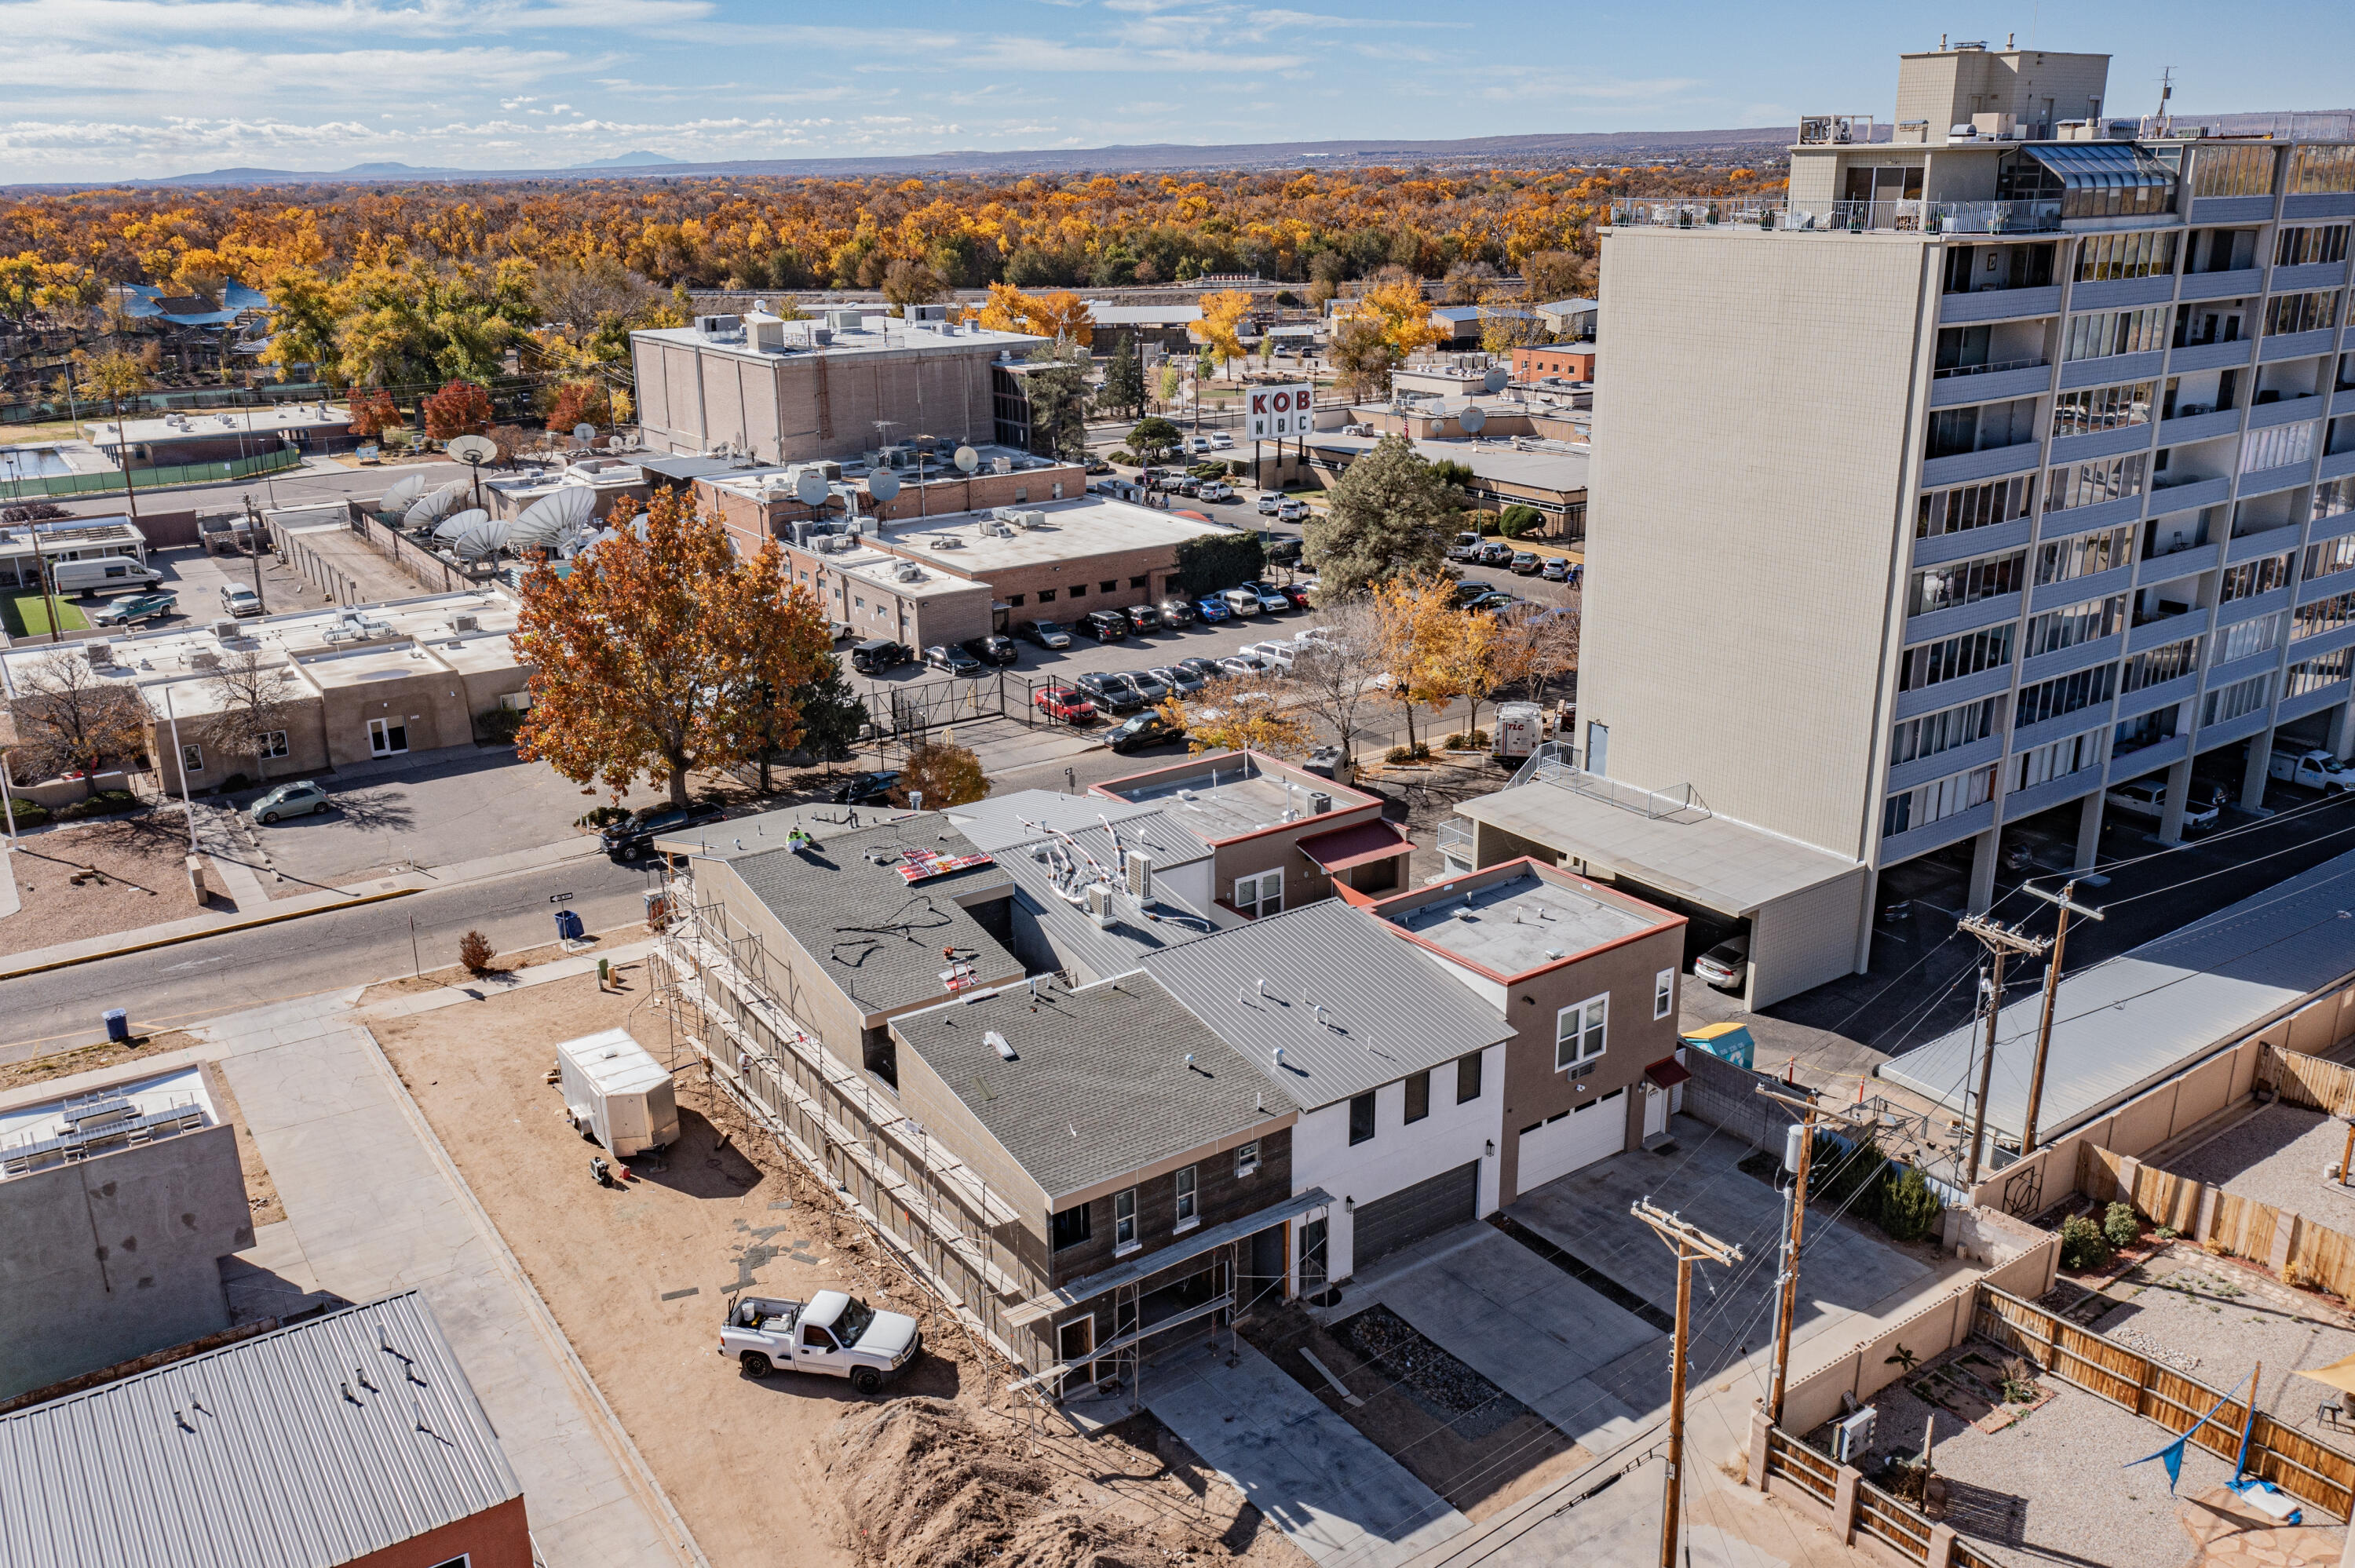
[2264,1042,2355,1118]
[1760,1421,1944,1566]
[1973,1283,2355,1519]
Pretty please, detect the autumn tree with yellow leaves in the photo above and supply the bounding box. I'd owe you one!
[1190,289,1253,377]
[509,487,834,809]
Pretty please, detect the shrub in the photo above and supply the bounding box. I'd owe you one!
[457,928,497,974]
[4,800,49,829]
[1497,505,1544,538]
[2284,1258,2321,1291]
[474,706,524,744]
[2103,1201,2142,1249]
[1879,1166,1946,1243]
[578,804,632,829]
[1443,730,1491,750]
[1107,449,1134,465]
[1475,515,1501,535]
[1384,743,1432,763]
[2060,1214,2113,1271]
[57,789,141,820]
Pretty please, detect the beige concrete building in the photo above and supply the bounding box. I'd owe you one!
[0,589,528,795]
[1575,39,2355,1000]
[630,307,1047,465]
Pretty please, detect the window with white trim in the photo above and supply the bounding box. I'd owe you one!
[1654,968,1674,1020]
[1233,870,1282,918]
[1173,1165,1197,1227]
[1556,994,1608,1077]
[1234,1140,1260,1178]
[181,742,203,773]
[260,730,289,759]
[1113,1187,1137,1251]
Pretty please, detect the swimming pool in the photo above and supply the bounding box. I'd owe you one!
[0,447,75,479]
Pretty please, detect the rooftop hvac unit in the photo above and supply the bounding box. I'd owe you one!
[83,640,112,667]
[809,327,833,346]
[210,618,239,640]
[694,313,743,337]
[451,612,479,633]
[826,309,863,334]
[1309,790,1332,815]
[1085,882,1113,928]
[189,650,221,670]
[498,691,532,713]
[1124,851,1153,900]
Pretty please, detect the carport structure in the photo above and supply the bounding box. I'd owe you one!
[1447,747,1867,1008]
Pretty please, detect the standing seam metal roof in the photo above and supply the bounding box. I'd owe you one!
[0,1292,518,1568]
[1142,900,1514,1109]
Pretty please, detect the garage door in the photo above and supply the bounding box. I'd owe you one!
[1350,1161,1479,1271]
[1516,1088,1627,1194]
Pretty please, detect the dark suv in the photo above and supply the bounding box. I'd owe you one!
[849,638,907,674]
[1124,603,1161,633]
[1156,596,1197,627]
[962,633,1018,665]
[601,802,726,862]
[1081,608,1130,641]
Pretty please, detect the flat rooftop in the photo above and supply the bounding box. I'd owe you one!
[652,802,926,861]
[634,315,1042,364]
[701,445,1063,506]
[822,544,995,600]
[1096,753,1377,844]
[0,1064,215,1181]
[90,403,349,444]
[1380,868,1661,977]
[0,517,146,555]
[943,787,1174,853]
[1305,432,1590,493]
[879,494,1233,574]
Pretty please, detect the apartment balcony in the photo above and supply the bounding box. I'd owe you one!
[2179,268,2267,302]
[2127,603,2205,651]
[2003,768,2106,822]
[2227,520,2303,563]
[2168,337,2257,374]
[2272,259,2350,294]
[1437,817,1473,870]
[2059,350,2164,391]
[1605,197,2061,235]
[2039,492,2145,536]
[2157,407,2244,445]
[2116,671,2200,721]
[2147,472,2233,512]
[2029,564,2134,614]
[1877,800,1999,867]
[2216,585,2293,626]
[1911,515,2034,568]
[2049,423,2155,466]
[2280,680,2353,724]
[2198,705,2275,751]
[2243,458,2320,498]
[2263,330,2341,366]
[1919,439,2044,489]
[2141,538,2219,578]
[2321,448,2355,483]
[1905,591,2021,644]
[2069,275,2178,312]
[2189,196,2279,227]
[1929,359,2054,407]
[1941,284,2066,326]
[2247,390,2327,428]
[2109,730,2191,773]
[2338,385,2355,418]
[2285,192,2355,222]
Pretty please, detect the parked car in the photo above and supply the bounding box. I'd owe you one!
[1085,458,1114,475]
[1241,640,1298,673]
[831,771,900,805]
[89,590,178,627]
[923,643,984,676]
[1197,481,1233,502]
[2270,746,2353,793]
[1451,580,1495,607]
[1188,436,1214,454]
[1218,652,1272,678]
[1221,587,1261,618]
[1466,591,1522,616]
[249,779,330,826]
[220,583,264,618]
[55,559,162,595]
[1107,711,1185,754]
[1156,596,1197,627]
[719,1291,922,1393]
[1694,935,1751,992]
[1247,582,1291,614]
[1257,494,1283,516]
[2106,777,2220,831]
[1075,672,1146,713]
[1033,686,1097,723]
[1150,663,1208,696]
[849,637,907,674]
[1477,541,1516,567]
[1126,669,1173,705]
[1510,551,1543,575]
[962,633,1018,666]
[1540,556,1572,582]
[1447,531,1484,563]
[1210,432,1235,450]
[601,800,726,860]
[1124,603,1162,633]
[1194,595,1232,623]
[1174,657,1221,684]
[1276,498,1309,522]
[1276,582,1315,610]
[1081,608,1130,641]
[1020,620,1073,650]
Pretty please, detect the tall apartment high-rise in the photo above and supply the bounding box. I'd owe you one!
[1575,42,2355,999]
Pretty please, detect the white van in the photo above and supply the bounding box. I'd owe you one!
[49,558,162,595]
[1221,586,1261,618]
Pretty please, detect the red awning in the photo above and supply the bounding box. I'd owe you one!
[1645,1055,1692,1089]
[1298,819,1414,873]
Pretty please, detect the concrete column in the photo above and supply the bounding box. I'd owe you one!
[1747,1406,1774,1490]
[2156,757,2195,843]
[2240,729,2274,811]
[2331,700,2355,762]
[1966,826,1999,913]
[1832,1464,1864,1544]
[1931,1523,1959,1566]
[2073,789,2106,870]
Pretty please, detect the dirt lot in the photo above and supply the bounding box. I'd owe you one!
[368,966,1300,1568]
[2,814,228,955]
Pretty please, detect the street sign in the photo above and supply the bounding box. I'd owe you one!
[1245,382,1312,440]
[548,892,575,904]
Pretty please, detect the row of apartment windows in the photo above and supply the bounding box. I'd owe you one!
[2076,230,2178,283]
[2046,454,2146,513]
[2276,224,2352,268]
[2014,725,2108,792]
[1049,1140,1263,1253]
[2266,290,2342,337]
[1882,762,1995,839]
[2064,306,2170,363]
[1909,550,2025,616]
[2204,672,2274,726]
[2016,663,2118,728]
[2215,611,2287,665]
[1889,695,1999,768]
[2037,523,2137,585]
[2321,477,2355,522]
[2293,146,2355,195]
[2192,144,2277,199]
[1917,474,2036,539]
[181,733,288,774]
[2295,588,2355,640]
[2243,421,2316,475]
[2114,704,2182,755]
[2307,534,2355,584]
[2222,552,2293,602]
[2120,636,2201,694]
[2288,647,2355,695]
[2025,593,2127,657]
[2054,381,2154,438]
[1898,625,2015,692]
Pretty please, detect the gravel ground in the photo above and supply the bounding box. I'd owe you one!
[2,815,216,955]
[1868,1366,2237,1568]
[2171,1104,2355,1236]
[2090,1252,2355,1438]
[1328,1303,1529,1442]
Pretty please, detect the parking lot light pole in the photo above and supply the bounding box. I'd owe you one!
[2018,881,2104,1154]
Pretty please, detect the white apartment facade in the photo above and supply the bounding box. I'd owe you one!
[1582,41,2355,981]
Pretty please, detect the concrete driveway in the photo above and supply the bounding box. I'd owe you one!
[1506,1115,1934,1381]
[1144,1336,1471,1568]
[1348,1223,1663,1457]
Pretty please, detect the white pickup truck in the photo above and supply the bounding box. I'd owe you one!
[2270,746,2353,793]
[718,1290,922,1393]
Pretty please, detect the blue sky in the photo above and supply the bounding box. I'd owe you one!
[0,0,2349,184]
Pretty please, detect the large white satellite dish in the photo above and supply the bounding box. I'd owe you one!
[1483,367,1510,393]
[868,470,900,503]
[512,486,596,548]
[953,445,979,473]
[445,433,498,467]
[571,422,596,446]
[434,507,490,542]
[403,483,466,531]
[381,472,430,511]
[454,516,513,561]
[1459,405,1487,434]
[794,469,829,505]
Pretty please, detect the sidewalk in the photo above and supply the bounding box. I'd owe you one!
[199,990,700,1567]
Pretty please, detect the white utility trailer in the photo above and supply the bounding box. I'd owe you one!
[555,1027,679,1156]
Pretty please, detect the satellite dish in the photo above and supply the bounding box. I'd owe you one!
[381,472,429,511]
[435,507,490,543]
[571,423,596,446]
[1459,405,1488,434]
[454,516,513,562]
[446,434,498,466]
[869,470,901,503]
[1483,367,1510,393]
[794,469,830,505]
[953,446,979,474]
[513,487,596,546]
[403,484,465,531]
[605,436,626,453]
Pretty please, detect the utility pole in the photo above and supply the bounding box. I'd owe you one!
[1956,912,2050,1184]
[1754,1085,1874,1426]
[2018,881,2105,1153]
[242,492,268,614]
[1630,1199,1743,1568]
[108,389,143,531]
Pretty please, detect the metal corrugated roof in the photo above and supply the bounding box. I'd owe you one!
[1143,900,1513,1109]
[0,1293,519,1568]
[2020,140,2179,192]
[1881,848,2355,1141]
[944,789,1179,854]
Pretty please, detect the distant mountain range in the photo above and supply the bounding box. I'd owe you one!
[577,151,682,168]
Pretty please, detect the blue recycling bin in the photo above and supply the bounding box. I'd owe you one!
[553,908,585,943]
[104,1008,130,1042]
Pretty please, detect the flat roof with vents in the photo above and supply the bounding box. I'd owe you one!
[1373,862,1678,982]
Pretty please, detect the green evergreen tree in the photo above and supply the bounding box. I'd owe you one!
[1021,343,1091,461]
[1101,336,1145,419]
[1303,433,1455,598]
[1128,416,1181,461]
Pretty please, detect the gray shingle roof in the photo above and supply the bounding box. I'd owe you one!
[726,819,1020,1014]
[1143,900,1513,1109]
[1000,848,1237,984]
[893,974,1296,1202]
[0,1292,518,1568]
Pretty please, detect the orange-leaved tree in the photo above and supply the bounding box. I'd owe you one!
[347,388,400,439]
[421,378,494,440]
[971,282,1094,346]
[1370,574,1465,757]
[1353,279,1447,361]
[510,487,833,808]
[1191,289,1253,377]
[544,379,612,434]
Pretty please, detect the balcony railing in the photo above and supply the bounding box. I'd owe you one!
[1933,356,2050,381]
[1608,198,2063,235]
